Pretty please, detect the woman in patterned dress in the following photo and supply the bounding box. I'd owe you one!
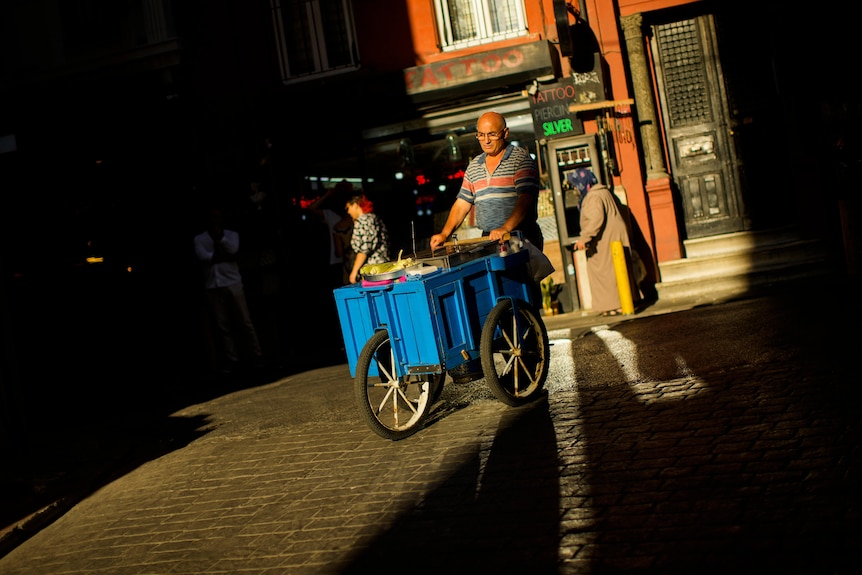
[345,193,391,284]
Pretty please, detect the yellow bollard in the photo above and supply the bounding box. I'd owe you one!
[611,240,635,315]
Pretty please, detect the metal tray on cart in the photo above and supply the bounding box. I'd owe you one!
[408,238,501,271]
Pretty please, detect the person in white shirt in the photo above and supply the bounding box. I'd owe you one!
[193,207,264,375]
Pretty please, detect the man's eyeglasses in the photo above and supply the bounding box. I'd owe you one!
[476,131,504,140]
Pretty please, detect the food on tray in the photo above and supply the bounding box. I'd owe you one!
[360,250,414,277]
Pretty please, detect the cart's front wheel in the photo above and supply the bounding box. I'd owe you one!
[480,299,549,406]
[355,330,438,440]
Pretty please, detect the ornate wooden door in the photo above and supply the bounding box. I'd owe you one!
[651,15,749,239]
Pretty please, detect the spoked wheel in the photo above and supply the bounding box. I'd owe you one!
[355,330,441,440]
[480,299,549,406]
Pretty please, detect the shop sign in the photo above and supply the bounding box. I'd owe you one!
[403,41,559,104]
[570,53,606,106]
[529,77,584,140]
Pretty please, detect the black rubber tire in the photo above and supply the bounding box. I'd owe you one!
[429,370,446,405]
[480,299,549,406]
[354,330,435,440]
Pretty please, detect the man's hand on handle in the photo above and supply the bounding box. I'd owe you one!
[487,228,510,243]
[429,233,446,251]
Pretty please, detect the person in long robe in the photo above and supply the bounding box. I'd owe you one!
[575,184,632,316]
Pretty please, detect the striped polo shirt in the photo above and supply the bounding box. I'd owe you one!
[456,144,540,233]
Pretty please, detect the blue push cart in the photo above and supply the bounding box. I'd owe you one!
[333,239,550,440]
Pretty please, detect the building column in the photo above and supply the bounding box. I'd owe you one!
[621,13,682,262]
[621,13,667,179]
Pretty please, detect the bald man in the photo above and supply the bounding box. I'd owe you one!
[430,111,543,251]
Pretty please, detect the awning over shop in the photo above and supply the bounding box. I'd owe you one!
[361,94,531,142]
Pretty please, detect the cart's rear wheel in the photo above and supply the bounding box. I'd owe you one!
[480,299,549,406]
[355,330,437,440]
